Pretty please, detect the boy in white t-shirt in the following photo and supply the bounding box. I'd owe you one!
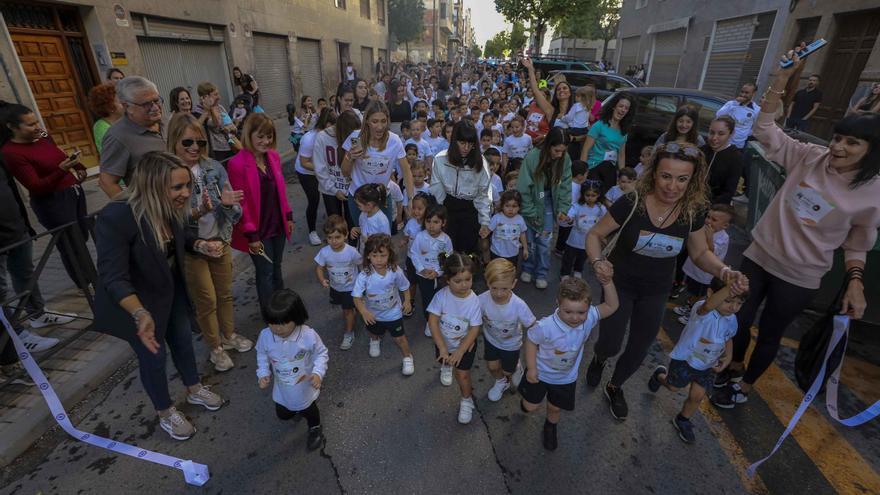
[405,120,434,168]
[487,190,529,267]
[423,119,447,156]
[603,167,637,207]
[520,277,619,450]
[502,116,532,173]
[314,215,362,351]
[649,279,745,443]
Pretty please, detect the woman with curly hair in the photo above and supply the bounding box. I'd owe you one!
[87,83,124,154]
[584,143,749,421]
[579,92,636,193]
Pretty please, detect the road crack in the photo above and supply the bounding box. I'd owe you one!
[473,400,513,494]
[318,438,347,494]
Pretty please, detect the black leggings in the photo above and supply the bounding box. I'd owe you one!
[594,281,669,387]
[732,257,817,385]
[416,274,442,319]
[275,401,321,428]
[555,225,572,252]
[322,193,354,230]
[560,245,586,277]
[297,173,321,232]
[587,160,618,196]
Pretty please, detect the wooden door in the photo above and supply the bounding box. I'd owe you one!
[13,33,98,167]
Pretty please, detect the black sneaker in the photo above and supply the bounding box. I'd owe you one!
[713,367,744,389]
[648,365,667,393]
[672,415,695,443]
[542,420,558,451]
[307,425,324,451]
[668,283,686,300]
[586,356,606,387]
[711,383,748,409]
[604,383,628,420]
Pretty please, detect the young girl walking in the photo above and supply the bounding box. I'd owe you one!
[409,204,454,336]
[402,192,435,317]
[427,253,483,424]
[560,181,607,279]
[350,183,391,253]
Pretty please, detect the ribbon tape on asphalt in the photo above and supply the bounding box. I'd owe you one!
[748,316,880,476]
[0,312,210,486]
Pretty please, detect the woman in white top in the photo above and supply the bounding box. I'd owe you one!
[430,121,492,256]
[313,110,361,229]
[295,108,335,246]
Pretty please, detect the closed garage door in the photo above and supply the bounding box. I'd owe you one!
[138,38,231,113]
[253,34,293,117]
[701,17,753,96]
[361,46,374,80]
[297,38,324,100]
[649,28,686,87]
[618,35,640,73]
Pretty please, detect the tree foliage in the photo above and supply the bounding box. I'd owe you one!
[483,31,511,59]
[471,44,483,58]
[554,0,621,59]
[494,0,570,52]
[389,0,426,45]
[509,22,528,53]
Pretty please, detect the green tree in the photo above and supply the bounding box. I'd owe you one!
[471,44,483,59]
[555,0,621,60]
[494,0,569,53]
[509,22,528,53]
[389,0,426,61]
[484,31,511,59]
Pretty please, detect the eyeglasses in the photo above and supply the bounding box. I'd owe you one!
[128,97,163,110]
[661,142,701,158]
[181,139,208,148]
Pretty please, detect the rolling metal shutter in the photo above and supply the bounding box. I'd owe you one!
[361,46,374,80]
[138,38,231,113]
[701,17,753,96]
[740,12,776,89]
[649,28,685,87]
[296,38,324,100]
[253,34,293,117]
[618,35,640,72]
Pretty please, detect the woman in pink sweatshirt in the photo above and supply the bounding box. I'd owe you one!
[712,51,880,409]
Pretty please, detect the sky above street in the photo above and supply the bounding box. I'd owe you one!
[467,1,553,53]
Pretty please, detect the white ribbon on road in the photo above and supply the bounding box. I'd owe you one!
[747,316,880,477]
[1,311,210,486]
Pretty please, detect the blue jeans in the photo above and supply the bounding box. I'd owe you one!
[0,233,45,316]
[522,195,555,280]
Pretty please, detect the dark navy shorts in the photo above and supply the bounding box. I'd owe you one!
[666,358,714,391]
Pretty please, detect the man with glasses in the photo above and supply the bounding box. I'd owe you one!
[98,76,166,198]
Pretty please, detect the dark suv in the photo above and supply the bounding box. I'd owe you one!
[518,57,601,75]
[548,70,644,100]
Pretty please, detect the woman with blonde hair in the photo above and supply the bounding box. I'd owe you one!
[167,113,251,372]
[94,151,226,440]
[227,112,293,312]
[584,143,749,420]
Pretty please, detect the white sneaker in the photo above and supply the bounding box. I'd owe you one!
[673,304,692,317]
[159,407,195,441]
[574,271,583,279]
[28,311,75,329]
[424,324,432,337]
[487,377,510,402]
[678,315,690,325]
[520,272,532,283]
[308,231,322,246]
[340,332,355,350]
[19,330,60,353]
[369,339,381,358]
[511,363,524,388]
[535,279,548,289]
[402,356,415,376]
[440,364,453,386]
[458,396,475,424]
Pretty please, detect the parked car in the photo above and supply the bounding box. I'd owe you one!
[519,56,601,77]
[547,70,644,100]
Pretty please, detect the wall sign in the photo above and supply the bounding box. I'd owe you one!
[113,4,129,27]
[110,51,128,66]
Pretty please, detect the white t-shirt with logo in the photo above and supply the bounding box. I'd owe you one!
[490,174,503,204]
[565,203,607,250]
[405,138,433,161]
[357,210,391,252]
[478,291,536,351]
[342,130,407,195]
[352,267,410,322]
[670,301,737,371]
[314,244,362,292]
[683,230,729,285]
[409,230,453,275]
[403,218,422,250]
[424,135,448,156]
[528,307,600,385]
[427,287,482,352]
[488,213,527,258]
[294,130,318,176]
[502,134,532,159]
[255,325,328,411]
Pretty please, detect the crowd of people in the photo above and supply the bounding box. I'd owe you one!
[0,48,877,453]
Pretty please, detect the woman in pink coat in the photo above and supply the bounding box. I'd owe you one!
[227,113,293,311]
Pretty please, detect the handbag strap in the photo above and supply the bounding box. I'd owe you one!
[602,189,639,258]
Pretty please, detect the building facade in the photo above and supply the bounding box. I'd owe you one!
[777,1,880,139]
[393,0,472,63]
[548,36,617,64]
[615,0,789,97]
[0,0,389,166]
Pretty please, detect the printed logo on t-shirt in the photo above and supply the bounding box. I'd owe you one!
[689,336,725,367]
[786,181,835,226]
[360,157,390,176]
[484,319,517,340]
[575,212,599,233]
[367,286,396,311]
[273,358,305,386]
[327,264,355,287]
[633,231,684,258]
[440,313,469,348]
[547,347,580,372]
[495,223,522,241]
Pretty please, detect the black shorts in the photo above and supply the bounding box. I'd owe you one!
[666,358,714,391]
[435,342,477,371]
[518,378,576,411]
[367,318,405,338]
[329,288,355,310]
[405,257,418,286]
[490,251,519,268]
[685,276,708,299]
[483,338,520,374]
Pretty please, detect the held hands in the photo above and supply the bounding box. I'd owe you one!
[135,312,159,354]
[479,225,490,239]
[594,260,614,285]
[220,182,244,206]
[723,270,749,296]
[258,375,271,389]
[557,213,571,224]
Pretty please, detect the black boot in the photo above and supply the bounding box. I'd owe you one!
[542,420,558,451]
[307,425,324,451]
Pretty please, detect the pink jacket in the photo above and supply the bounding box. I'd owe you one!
[226,148,292,252]
[745,111,880,289]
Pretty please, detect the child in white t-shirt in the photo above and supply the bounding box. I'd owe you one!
[386,179,405,233]
[350,183,391,253]
[404,161,431,206]
[352,234,415,375]
[427,253,483,424]
[604,167,637,207]
[633,145,654,178]
[401,192,433,316]
[649,279,744,443]
[502,116,532,172]
[561,181,606,279]
[480,259,536,402]
[314,215,362,351]
[256,289,328,451]
[520,277,619,451]
[487,190,529,268]
[484,148,504,209]
[674,205,733,325]
[405,120,434,168]
[410,204,454,334]
[555,160,588,255]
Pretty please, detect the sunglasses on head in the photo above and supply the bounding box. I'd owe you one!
[583,179,603,188]
[661,142,701,158]
[181,139,208,148]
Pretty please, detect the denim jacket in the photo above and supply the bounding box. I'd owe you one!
[188,157,242,243]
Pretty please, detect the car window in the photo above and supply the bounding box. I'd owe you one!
[644,94,679,114]
[606,76,632,91]
[566,73,599,88]
[684,96,723,133]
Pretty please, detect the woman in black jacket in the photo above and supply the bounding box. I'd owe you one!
[701,115,742,204]
[94,151,226,441]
